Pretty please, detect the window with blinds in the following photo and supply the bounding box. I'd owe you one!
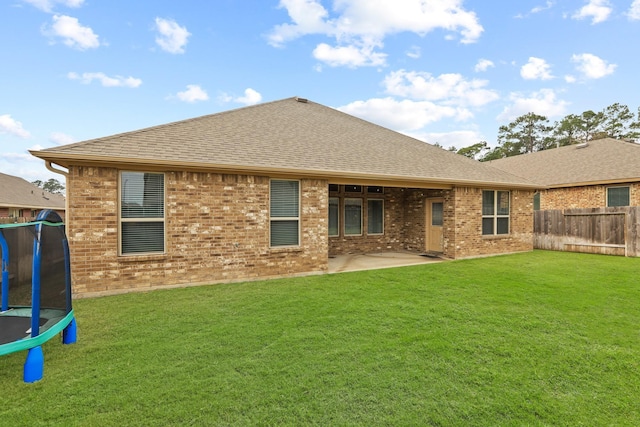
[344,198,362,235]
[120,172,165,254]
[367,199,384,234]
[270,179,300,247]
[329,197,339,237]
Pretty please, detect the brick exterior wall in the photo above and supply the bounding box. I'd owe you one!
[67,166,327,295]
[445,187,534,259]
[0,207,65,221]
[540,182,640,210]
[66,166,534,295]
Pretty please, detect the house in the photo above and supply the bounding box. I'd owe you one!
[31,97,538,295]
[489,138,640,210]
[0,172,66,221]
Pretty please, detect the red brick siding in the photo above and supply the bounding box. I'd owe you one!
[540,183,640,210]
[446,187,534,259]
[66,166,327,295]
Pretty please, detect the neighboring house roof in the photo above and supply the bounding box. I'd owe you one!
[31,97,537,189]
[489,138,640,188]
[0,172,65,210]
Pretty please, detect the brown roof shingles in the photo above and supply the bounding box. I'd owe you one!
[32,97,537,189]
[489,138,640,187]
[0,172,65,210]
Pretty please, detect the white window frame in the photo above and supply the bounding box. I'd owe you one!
[606,186,630,207]
[329,197,339,237]
[269,179,300,248]
[344,198,363,236]
[482,190,510,236]
[119,171,166,256]
[367,199,384,235]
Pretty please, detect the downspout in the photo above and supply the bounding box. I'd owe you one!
[45,161,69,220]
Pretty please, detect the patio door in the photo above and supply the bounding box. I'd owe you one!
[426,198,444,253]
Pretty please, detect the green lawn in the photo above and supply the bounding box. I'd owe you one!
[2,250,640,426]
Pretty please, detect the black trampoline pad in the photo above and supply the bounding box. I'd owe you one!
[0,316,47,345]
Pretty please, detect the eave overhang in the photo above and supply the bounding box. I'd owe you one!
[30,151,543,191]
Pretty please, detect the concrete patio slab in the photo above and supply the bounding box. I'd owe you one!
[328,251,444,274]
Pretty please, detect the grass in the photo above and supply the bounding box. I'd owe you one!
[2,250,640,426]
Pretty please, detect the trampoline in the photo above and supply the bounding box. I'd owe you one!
[0,210,76,383]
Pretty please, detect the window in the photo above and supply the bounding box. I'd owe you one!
[344,198,362,235]
[607,186,630,207]
[329,184,339,193]
[533,192,541,211]
[431,202,443,226]
[329,197,339,237]
[345,185,362,193]
[367,186,383,194]
[270,180,300,247]
[120,172,165,254]
[482,190,509,235]
[367,199,384,234]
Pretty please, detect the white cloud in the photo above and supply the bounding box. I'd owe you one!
[313,42,387,68]
[23,0,84,13]
[338,97,467,133]
[474,58,494,72]
[572,0,612,24]
[219,89,263,106]
[520,57,553,80]
[571,53,616,79]
[235,88,262,105]
[43,14,100,50]
[530,1,554,14]
[410,130,484,149]
[406,46,421,59]
[382,69,499,107]
[564,74,577,83]
[154,17,190,54]
[497,89,569,121]
[0,114,31,138]
[628,0,640,20]
[175,85,209,103]
[49,132,75,145]
[268,0,483,68]
[68,72,142,88]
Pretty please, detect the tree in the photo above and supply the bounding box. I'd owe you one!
[600,103,640,141]
[553,114,582,147]
[496,112,554,156]
[456,141,488,160]
[578,110,605,141]
[32,178,65,195]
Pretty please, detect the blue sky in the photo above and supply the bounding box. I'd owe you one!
[2,0,639,182]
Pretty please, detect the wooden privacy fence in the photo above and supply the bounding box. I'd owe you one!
[534,207,640,257]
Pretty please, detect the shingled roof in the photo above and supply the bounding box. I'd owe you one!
[489,138,640,188]
[31,97,536,189]
[0,172,65,210]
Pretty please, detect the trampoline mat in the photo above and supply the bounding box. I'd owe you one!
[0,316,47,345]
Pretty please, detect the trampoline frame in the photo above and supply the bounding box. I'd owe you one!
[0,210,76,382]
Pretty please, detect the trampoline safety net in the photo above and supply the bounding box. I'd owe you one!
[0,214,70,313]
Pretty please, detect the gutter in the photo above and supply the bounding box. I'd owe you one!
[31,152,543,191]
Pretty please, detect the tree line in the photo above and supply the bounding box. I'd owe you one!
[449,103,640,161]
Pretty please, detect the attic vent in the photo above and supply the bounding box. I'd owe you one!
[576,142,589,149]
[295,97,308,103]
